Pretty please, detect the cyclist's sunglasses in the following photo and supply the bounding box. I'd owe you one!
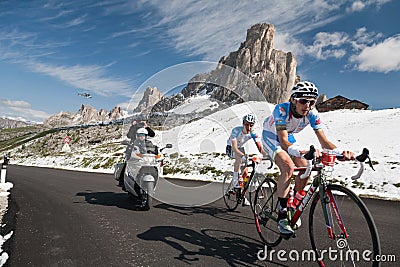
[295,98,316,106]
[244,122,254,127]
[137,133,146,137]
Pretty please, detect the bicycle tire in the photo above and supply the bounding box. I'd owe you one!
[309,184,381,267]
[222,173,239,211]
[254,177,282,247]
[247,173,264,208]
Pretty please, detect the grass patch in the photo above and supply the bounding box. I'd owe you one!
[199,166,223,176]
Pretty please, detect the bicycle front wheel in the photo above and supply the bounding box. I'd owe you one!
[247,173,265,208]
[253,177,282,247]
[309,184,381,267]
[222,173,239,211]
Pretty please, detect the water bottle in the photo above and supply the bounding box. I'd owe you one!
[287,188,295,209]
[238,175,244,188]
[243,175,250,186]
[293,190,306,207]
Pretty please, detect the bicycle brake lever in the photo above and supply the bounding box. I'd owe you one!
[303,145,316,161]
[300,160,312,179]
[351,162,364,180]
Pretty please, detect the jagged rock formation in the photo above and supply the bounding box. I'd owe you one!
[151,94,185,113]
[0,117,31,129]
[43,105,125,128]
[109,106,125,120]
[134,87,163,113]
[43,111,75,128]
[153,23,297,113]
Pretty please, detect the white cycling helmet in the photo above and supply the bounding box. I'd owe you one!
[291,81,319,99]
[242,114,256,124]
[136,127,148,135]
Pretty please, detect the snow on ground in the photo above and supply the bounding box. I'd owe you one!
[1,101,399,265]
[168,94,220,114]
[0,180,13,266]
[154,102,400,200]
[7,102,400,200]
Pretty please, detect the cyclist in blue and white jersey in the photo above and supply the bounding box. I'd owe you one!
[226,114,265,191]
[262,81,355,236]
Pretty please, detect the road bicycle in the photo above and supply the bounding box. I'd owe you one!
[222,155,272,211]
[253,146,381,266]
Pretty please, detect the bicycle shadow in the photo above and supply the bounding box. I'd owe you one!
[154,203,255,226]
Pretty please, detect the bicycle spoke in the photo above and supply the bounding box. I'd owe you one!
[222,174,239,211]
[254,178,282,247]
[309,184,380,267]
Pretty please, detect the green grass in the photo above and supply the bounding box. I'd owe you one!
[0,128,59,152]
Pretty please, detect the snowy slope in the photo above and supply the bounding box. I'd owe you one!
[7,100,400,200]
[168,95,220,115]
[153,102,400,200]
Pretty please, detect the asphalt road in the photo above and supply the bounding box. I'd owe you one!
[3,165,399,267]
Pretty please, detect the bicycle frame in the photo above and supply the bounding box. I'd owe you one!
[237,158,260,203]
[254,147,380,266]
[236,156,271,207]
[288,164,348,239]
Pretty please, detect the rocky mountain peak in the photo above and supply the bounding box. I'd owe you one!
[153,23,297,113]
[0,117,31,129]
[212,23,296,104]
[134,86,163,113]
[43,105,125,128]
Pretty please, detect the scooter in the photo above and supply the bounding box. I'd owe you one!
[115,140,172,210]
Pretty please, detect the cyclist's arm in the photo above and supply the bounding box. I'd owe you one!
[255,141,268,157]
[277,129,294,151]
[315,129,355,159]
[277,129,307,157]
[231,139,244,157]
[314,129,336,150]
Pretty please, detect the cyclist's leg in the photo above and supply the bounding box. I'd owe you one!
[262,130,295,235]
[232,147,245,188]
[292,156,309,192]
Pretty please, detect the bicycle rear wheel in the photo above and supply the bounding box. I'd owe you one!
[309,184,380,267]
[253,177,282,247]
[222,173,239,211]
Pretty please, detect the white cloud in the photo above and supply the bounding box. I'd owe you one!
[137,0,392,62]
[0,29,133,98]
[64,14,87,27]
[347,1,366,12]
[350,34,400,73]
[0,99,50,122]
[144,0,355,60]
[0,99,31,109]
[351,27,383,51]
[25,61,133,97]
[307,32,349,60]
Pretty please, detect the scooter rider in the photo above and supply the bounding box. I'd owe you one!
[127,115,155,141]
[133,128,158,154]
[118,115,155,186]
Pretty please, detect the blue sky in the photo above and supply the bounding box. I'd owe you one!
[0,0,399,122]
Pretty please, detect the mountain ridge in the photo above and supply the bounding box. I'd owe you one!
[43,105,126,128]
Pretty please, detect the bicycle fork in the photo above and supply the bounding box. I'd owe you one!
[320,188,349,240]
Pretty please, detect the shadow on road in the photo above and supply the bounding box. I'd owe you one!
[75,190,145,211]
[137,225,270,266]
[154,203,255,226]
